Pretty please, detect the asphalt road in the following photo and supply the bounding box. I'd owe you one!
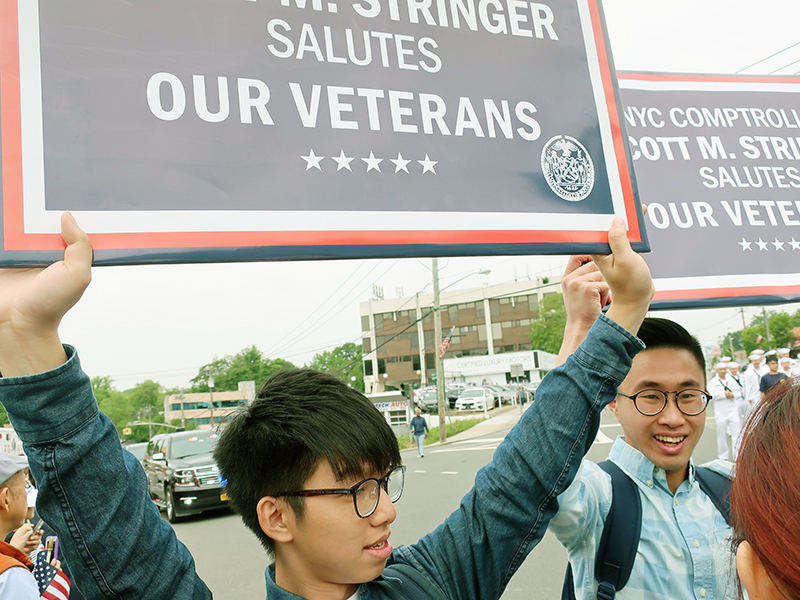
[167,404,727,599]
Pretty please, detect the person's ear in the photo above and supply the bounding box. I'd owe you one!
[608,399,620,420]
[0,487,10,514]
[737,541,784,599]
[257,496,294,543]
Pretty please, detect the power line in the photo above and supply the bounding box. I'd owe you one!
[263,260,385,357]
[736,41,800,73]
[770,57,800,74]
[267,260,401,358]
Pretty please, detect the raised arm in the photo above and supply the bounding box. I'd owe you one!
[556,255,610,366]
[0,214,211,599]
[0,212,91,376]
[393,217,653,600]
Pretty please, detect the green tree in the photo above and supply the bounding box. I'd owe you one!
[189,346,295,391]
[528,292,566,355]
[92,376,115,403]
[738,310,798,354]
[98,390,134,437]
[307,342,364,392]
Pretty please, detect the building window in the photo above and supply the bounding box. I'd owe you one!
[361,315,370,331]
[412,355,421,370]
[364,361,374,376]
[476,302,485,318]
[374,313,385,329]
[492,322,502,340]
[499,298,510,304]
[448,305,458,321]
[377,358,386,374]
[528,295,538,313]
[363,338,372,353]
[388,410,407,426]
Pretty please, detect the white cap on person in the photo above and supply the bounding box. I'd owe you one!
[0,452,28,485]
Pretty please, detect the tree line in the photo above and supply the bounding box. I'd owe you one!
[0,342,365,441]
[529,294,800,359]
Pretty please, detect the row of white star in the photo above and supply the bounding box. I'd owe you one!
[301,150,438,174]
[738,238,800,251]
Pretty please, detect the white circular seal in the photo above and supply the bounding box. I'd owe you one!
[540,135,595,202]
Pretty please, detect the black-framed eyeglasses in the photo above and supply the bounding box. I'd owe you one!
[616,389,711,416]
[274,466,406,519]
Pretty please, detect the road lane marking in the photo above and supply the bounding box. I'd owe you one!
[442,471,458,475]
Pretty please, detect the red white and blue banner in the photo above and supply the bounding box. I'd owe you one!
[618,72,800,308]
[0,0,644,265]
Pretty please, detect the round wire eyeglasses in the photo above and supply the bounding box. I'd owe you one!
[274,465,406,518]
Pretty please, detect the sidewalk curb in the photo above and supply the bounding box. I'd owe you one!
[406,404,532,451]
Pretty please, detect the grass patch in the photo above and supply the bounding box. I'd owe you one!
[398,417,484,450]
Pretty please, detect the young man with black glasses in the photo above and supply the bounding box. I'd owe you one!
[0,214,655,600]
[550,256,736,600]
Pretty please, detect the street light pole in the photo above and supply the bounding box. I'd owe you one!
[208,377,215,428]
[432,258,447,443]
[431,264,491,444]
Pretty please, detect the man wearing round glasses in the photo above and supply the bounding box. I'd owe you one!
[550,256,736,600]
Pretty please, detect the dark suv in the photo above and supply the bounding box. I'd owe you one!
[143,430,228,523]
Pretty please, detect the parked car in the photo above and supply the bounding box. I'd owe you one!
[143,430,228,523]
[416,390,440,412]
[487,385,515,406]
[446,385,465,408]
[455,388,494,411]
[123,442,148,464]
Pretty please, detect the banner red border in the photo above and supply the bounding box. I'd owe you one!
[1,0,640,253]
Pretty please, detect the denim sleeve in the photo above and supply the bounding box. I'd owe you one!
[389,314,644,600]
[0,347,212,600]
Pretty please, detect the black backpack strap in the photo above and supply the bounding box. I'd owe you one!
[594,461,642,600]
[561,563,578,600]
[560,461,642,600]
[694,467,732,525]
[376,563,449,600]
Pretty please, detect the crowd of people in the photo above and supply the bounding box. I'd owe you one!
[0,213,797,600]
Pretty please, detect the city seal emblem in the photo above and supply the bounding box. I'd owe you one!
[540,135,595,202]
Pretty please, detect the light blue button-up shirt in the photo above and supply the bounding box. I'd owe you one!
[550,438,737,600]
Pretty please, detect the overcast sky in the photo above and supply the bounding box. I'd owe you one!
[57,0,800,390]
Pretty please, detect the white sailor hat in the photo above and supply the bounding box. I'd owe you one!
[720,356,732,362]
[752,349,765,355]
[728,362,740,369]
[714,362,728,370]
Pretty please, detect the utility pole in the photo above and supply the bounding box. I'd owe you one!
[208,377,215,428]
[762,307,771,343]
[432,258,447,443]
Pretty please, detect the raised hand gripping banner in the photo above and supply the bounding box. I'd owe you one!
[618,72,800,308]
[0,0,644,265]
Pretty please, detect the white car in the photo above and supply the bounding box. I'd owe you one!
[455,388,494,411]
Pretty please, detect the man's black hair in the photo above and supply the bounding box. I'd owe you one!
[213,368,401,555]
[636,317,706,376]
[766,354,779,363]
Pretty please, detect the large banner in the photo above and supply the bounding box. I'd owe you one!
[0,0,644,265]
[619,73,800,308]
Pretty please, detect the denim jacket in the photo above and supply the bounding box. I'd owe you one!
[0,314,642,600]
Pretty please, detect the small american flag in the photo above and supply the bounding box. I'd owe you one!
[33,554,70,600]
[756,334,764,344]
[440,327,455,358]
